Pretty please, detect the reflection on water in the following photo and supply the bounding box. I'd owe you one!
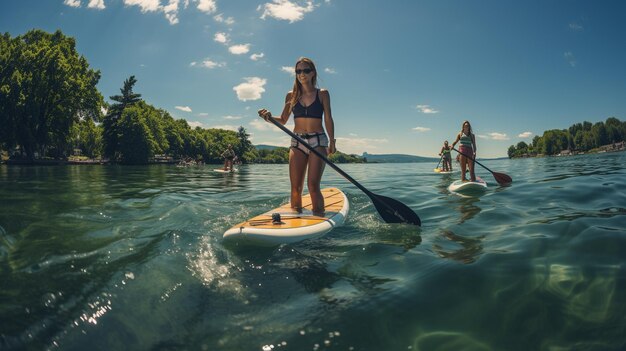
[433,229,485,264]
[1,152,625,350]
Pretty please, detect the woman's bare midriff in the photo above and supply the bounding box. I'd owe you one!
[293,118,324,134]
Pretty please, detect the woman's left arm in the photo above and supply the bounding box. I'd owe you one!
[320,89,336,154]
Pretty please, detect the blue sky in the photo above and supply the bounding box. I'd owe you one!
[2,0,625,157]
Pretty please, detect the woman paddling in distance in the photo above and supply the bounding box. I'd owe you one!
[438,140,453,172]
[258,57,336,215]
[451,120,477,182]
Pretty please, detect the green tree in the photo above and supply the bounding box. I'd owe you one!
[102,75,142,160]
[591,122,608,148]
[235,126,253,163]
[0,29,102,160]
[72,117,102,158]
[605,117,622,143]
[117,105,155,164]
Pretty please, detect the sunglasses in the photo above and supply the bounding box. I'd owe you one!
[295,68,314,75]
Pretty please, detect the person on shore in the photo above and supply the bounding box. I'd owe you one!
[221,144,236,171]
[258,57,336,215]
[438,140,453,172]
[451,120,477,182]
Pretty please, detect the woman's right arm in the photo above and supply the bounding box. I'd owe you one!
[259,92,292,125]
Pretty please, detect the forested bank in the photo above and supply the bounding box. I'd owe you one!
[0,29,363,165]
[507,117,625,158]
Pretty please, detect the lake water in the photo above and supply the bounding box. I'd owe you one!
[1,152,625,350]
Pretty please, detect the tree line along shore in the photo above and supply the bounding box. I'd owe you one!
[507,117,626,158]
[0,29,364,166]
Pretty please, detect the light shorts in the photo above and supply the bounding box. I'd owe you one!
[291,132,329,155]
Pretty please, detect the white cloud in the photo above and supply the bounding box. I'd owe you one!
[191,59,226,69]
[124,0,161,13]
[564,51,576,67]
[197,112,209,116]
[569,23,583,31]
[250,53,265,61]
[214,32,229,44]
[250,119,274,131]
[324,67,336,74]
[64,0,81,7]
[87,0,105,9]
[214,13,235,25]
[163,0,180,24]
[197,0,217,14]
[229,44,250,55]
[412,126,431,132]
[415,104,439,114]
[518,131,533,138]
[175,106,192,112]
[480,132,509,140]
[281,66,295,76]
[187,120,205,128]
[258,0,315,23]
[233,77,267,101]
[223,115,242,120]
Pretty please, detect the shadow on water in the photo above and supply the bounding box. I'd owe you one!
[432,229,485,264]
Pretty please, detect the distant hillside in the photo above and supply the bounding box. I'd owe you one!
[255,144,282,151]
[363,152,439,163]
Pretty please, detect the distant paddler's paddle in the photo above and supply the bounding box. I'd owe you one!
[452,147,512,185]
[260,112,421,226]
[434,154,444,172]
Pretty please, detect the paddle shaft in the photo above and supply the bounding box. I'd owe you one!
[262,114,421,225]
[266,117,377,197]
[435,154,443,169]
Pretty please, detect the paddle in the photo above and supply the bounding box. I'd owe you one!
[452,147,512,185]
[262,115,421,226]
[434,154,443,172]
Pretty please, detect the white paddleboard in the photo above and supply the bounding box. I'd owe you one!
[434,168,454,174]
[448,177,488,194]
[213,168,238,173]
[223,187,349,246]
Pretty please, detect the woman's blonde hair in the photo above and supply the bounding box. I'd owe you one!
[289,57,318,111]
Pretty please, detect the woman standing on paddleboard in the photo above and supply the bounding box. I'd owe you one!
[451,120,477,182]
[258,57,336,215]
[439,140,453,172]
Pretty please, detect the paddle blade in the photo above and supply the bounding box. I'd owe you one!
[370,194,421,226]
[493,172,512,185]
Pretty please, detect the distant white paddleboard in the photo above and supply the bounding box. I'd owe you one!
[223,187,349,246]
[448,177,488,194]
[213,168,238,173]
[434,168,454,174]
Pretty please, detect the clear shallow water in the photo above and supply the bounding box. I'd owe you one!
[1,153,625,350]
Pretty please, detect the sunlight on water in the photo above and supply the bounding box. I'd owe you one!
[1,153,625,350]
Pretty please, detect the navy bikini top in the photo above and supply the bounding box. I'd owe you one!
[292,90,324,119]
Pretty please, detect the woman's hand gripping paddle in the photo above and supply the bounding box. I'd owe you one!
[261,112,421,226]
[453,147,512,185]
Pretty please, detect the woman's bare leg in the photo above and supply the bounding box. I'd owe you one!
[289,148,308,211]
[307,147,327,214]
[461,157,467,181]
